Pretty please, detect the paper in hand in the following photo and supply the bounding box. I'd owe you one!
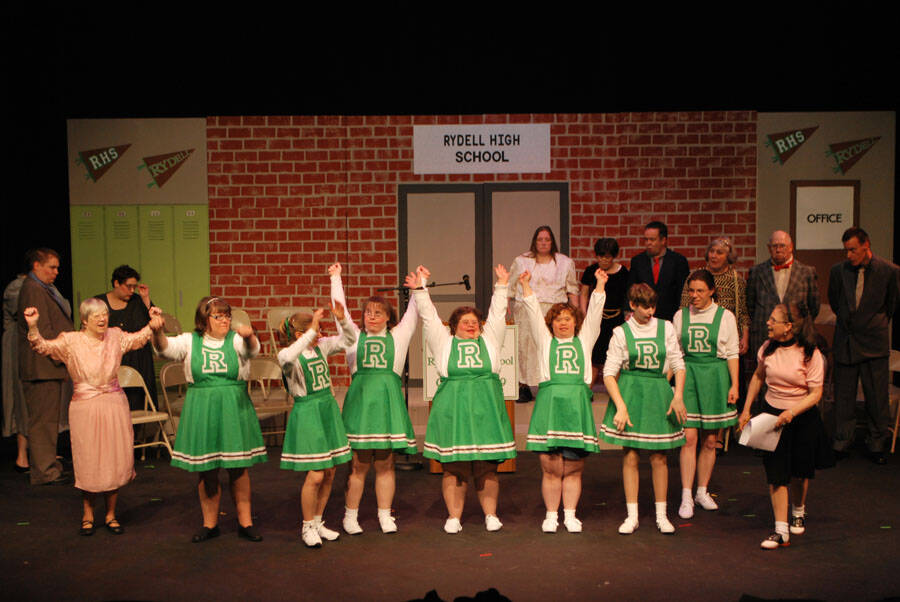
[738,413,782,452]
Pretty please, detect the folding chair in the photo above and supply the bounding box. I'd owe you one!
[158,361,188,435]
[265,306,305,356]
[118,365,174,459]
[247,356,293,443]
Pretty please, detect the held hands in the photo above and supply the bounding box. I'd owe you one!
[331,301,346,321]
[23,307,39,328]
[403,271,419,289]
[148,307,165,331]
[613,408,633,431]
[327,263,342,278]
[667,395,688,424]
[416,265,431,288]
[494,264,509,285]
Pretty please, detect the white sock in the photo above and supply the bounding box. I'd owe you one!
[626,503,638,520]
[377,508,392,520]
[344,507,358,519]
[563,509,576,521]
[682,488,693,501]
[302,519,315,528]
[775,521,789,540]
[655,502,667,520]
[696,486,708,497]
[545,511,558,520]
[791,504,805,517]
[313,514,323,524]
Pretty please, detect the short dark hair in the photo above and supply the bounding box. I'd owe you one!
[194,296,232,334]
[25,248,59,271]
[448,306,483,335]
[363,296,398,330]
[111,265,141,287]
[686,269,716,292]
[593,237,619,257]
[644,221,668,239]
[842,227,870,245]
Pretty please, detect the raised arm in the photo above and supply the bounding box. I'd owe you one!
[121,306,165,353]
[23,307,69,362]
[410,265,451,355]
[277,308,325,365]
[579,269,608,346]
[482,264,510,348]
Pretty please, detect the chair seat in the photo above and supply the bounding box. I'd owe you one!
[131,410,172,425]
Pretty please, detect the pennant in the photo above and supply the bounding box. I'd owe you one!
[75,144,132,182]
[139,148,195,188]
[827,137,881,174]
[764,127,817,165]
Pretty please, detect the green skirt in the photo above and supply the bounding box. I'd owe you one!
[598,371,685,450]
[526,381,599,453]
[171,382,267,472]
[342,371,416,453]
[280,389,352,471]
[683,358,737,430]
[423,373,516,463]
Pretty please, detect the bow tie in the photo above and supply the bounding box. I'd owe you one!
[773,259,793,272]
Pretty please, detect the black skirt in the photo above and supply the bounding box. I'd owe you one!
[761,399,835,486]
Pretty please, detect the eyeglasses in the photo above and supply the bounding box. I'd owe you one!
[364,309,386,318]
[766,317,789,324]
[210,314,232,321]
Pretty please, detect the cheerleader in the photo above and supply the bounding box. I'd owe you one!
[152,297,267,543]
[277,272,356,548]
[673,269,739,519]
[599,283,687,534]
[410,264,515,533]
[519,268,607,532]
[328,263,418,535]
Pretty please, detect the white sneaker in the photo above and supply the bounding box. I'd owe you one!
[301,522,322,548]
[315,519,340,541]
[563,516,582,533]
[618,516,639,535]
[444,517,462,534]
[541,516,559,533]
[694,491,719,511]
[485,514,503,532]
[379,514,398,534]
[342,514,363,535]
[678,499,694,519]
[656,515,675,534]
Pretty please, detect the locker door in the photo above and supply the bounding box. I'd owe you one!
[69,205,107,324]
[173,205,210,330]
[138,206,176,323]
[104,205,141,276]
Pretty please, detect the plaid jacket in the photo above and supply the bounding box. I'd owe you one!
[746,259,820,356]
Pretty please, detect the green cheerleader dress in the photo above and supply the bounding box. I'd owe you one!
[599,320,685,450]
[526,337,599,452]
[342,332,416,453]
[171,331,267,471]
[681,306,737,430]
[280,347,352,471]
[423,337,516,463]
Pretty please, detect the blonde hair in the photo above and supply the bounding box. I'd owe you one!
[279,312,313,345]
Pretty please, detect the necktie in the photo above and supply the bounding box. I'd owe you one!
[855,266,865,309]
[652,257,660,285]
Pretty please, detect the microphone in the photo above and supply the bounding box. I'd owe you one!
[462,274,471,291]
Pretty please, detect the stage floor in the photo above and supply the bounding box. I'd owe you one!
[2,396,899,601]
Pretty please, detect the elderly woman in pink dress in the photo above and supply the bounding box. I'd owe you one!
[24,298,164,536]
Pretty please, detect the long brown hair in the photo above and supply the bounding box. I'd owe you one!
[526,225,559,259]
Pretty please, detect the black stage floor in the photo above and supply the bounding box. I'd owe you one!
[2,445,899,601]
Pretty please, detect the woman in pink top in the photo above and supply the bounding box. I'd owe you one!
[739,303,833,550]
[24,298,164,536]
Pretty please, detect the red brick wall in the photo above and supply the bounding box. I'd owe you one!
[207,112,757,383]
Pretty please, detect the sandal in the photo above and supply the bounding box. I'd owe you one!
[105,518,124,535]
[80,520,95,536]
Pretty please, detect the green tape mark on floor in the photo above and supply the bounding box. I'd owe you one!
[880,525,891,529]
[743,514,756,518]
[17,521,30,526]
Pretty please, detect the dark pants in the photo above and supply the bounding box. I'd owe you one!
[22,380,64,484]
[832,358,891,453]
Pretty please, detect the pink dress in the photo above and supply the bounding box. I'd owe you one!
[29,327,152,492]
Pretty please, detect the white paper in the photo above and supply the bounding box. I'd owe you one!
[738,413,783,451]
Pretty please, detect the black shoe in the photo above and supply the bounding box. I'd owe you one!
[80,520,95,536]
[516,385,534,403]
[14,464,30,474]
[760,532,790,549]
[105,519,124,535]
[192,526,221,543]
[869,452,887,465]
[238,525,263,542]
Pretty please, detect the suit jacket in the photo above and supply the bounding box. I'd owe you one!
[829,255,900,364]
[17,275,73,381]
[746,259,820,356]
[626,249,690,321]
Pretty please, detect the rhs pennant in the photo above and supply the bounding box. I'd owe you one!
[765,127,817,164]
[827,137,881,174]
[76,144,132,181]
[139,148,195,188]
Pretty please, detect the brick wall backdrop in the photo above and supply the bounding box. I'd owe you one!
[207,112,757,384]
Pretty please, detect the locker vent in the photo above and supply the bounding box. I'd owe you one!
[148,220,166,241]
[78,221,98,240]
[182,220,200,240]
[112,220,130,239]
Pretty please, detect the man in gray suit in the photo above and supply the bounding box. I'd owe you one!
[829,227,900,464]
[746,230,820,360]
[17,248,74,485]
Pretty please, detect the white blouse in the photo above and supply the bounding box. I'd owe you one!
[276,314,356,398]
[159,331,260,382]
[672,302,740,360]
[508,253,579,303]
[603,317,685,377]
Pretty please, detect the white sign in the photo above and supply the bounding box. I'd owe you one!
[422,325,518,401]
[414,125,550,174]
[795,186,855,249]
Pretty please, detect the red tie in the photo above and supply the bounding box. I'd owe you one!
[653,257,660,284]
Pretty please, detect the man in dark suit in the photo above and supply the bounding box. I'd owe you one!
[17,248,74,485]
[829,227,900,464]
[746,230,820,358]
[625,220,689,321]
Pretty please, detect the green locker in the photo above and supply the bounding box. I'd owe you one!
[104,206,141,277]
[173,205,210,330]
[138,206,176,325]
[69,205,107,326]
